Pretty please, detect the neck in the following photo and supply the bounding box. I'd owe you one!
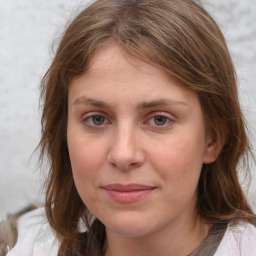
[104,215,212,256]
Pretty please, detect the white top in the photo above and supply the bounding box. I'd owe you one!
[215,219,256,256]
[6,207,256,256]
[6,208,59,256]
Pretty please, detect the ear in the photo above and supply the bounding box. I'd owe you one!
[203,130,225,164]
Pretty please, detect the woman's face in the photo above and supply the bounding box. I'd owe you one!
[67,44,215,238]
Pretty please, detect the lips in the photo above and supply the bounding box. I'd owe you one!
[102,184,156,203]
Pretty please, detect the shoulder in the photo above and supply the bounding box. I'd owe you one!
[214,221,256,256]
[6,207,59,256]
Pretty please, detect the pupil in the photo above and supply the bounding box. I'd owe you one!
[93,116,104,125]
[154,116,166,125]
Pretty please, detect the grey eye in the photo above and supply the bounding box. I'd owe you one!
[153,116,167,126]
[92,115,105,125]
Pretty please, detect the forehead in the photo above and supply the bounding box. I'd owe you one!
[86,44,161,80]
[69,44,201,112]
[72,43,197,96]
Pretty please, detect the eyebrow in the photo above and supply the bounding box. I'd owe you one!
[72,97,114,109]
[72,97,188,109]
[137,99,188,109]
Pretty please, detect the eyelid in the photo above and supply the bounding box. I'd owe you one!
[147,111,175,120]
[82,111,106,119]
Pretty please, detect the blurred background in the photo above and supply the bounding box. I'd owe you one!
[0,0,256,220]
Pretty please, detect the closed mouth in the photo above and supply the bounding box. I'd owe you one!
[102,184,156,203]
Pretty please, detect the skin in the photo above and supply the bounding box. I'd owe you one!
[67,44,220,256]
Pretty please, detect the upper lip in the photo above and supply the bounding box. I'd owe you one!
[102,184,156,192]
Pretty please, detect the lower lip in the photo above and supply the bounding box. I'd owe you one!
[104,188,155,203]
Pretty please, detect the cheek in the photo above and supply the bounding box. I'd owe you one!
[150,136,205,190]
[68,139,106,212]
[67,134,106,192]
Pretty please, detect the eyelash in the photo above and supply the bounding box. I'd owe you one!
[81,112,174,129]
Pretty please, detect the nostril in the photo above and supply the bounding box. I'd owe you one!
[130,162,139,167]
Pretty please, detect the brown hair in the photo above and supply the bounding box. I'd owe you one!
[39,0,255,254]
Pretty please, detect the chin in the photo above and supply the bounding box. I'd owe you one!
[102,213,156,238]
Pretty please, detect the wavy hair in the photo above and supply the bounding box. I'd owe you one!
[39,0,255,254]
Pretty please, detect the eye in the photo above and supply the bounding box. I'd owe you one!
[153,115,168,126]
[90,115,106,125]
[146,113,173,128]
[82,113,111,128]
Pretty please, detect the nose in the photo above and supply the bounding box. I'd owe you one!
[107,124,145,170]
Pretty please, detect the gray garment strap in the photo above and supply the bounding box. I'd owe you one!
[188,222,227,256]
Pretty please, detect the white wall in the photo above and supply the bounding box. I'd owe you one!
[0,0,255,219]
[205,0,256,211]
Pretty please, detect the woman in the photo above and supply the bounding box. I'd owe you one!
[3,0,256,255]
